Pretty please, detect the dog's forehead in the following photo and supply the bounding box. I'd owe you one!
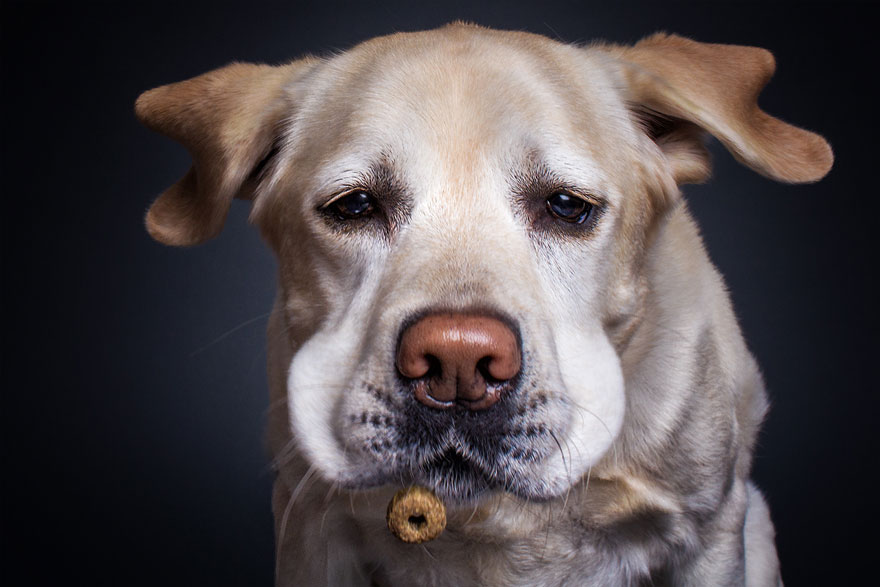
[285,25,638,196]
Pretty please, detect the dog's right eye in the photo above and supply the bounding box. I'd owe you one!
[545,192,593,224]
[328,191,375,220]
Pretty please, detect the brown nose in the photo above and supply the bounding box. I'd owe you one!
[396,313,521,410]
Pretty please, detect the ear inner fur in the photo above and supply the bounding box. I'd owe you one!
[613,33,833,184]
[136,59,318,246]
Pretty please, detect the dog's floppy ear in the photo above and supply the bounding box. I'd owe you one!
[614,34,832,184]
[136,59,316,246]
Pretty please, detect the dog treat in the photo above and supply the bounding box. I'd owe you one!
[386,486,446,543]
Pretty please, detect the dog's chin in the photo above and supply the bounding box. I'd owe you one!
[415,450,494,505]
[338,450,565,506]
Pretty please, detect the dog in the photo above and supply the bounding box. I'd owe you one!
[137,23,832,586]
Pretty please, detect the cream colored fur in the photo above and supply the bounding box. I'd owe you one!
[137,24,831,586]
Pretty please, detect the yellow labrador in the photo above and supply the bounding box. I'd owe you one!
[137,23,831,586]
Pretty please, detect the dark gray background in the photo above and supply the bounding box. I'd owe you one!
[2,1,876,584]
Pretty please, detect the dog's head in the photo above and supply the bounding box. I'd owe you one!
[138,24,831,504]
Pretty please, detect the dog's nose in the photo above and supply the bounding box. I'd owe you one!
[396,313,521,410]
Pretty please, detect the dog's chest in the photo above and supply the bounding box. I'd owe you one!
[354,497,681,586]
[363,531,658,586]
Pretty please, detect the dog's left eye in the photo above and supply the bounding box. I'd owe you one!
[329,191,375,219]
[546,193,593,223]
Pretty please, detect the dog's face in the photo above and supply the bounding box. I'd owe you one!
[137,25,831,505]
[258,28,647,502]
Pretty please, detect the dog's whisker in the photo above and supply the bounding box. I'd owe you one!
[566,398,621,471]
[275,465,318,580]
[265,395,289,413]
[541,500,553,562]
[348,486,357,517]
[290,465,319,508]
[558,444,574,515]
[420,544,438,561]
[321,480,338,508]
[275,497,297,582]
[269,437,302,472]
[311,481,342,538]
[568,399,616,447]
[188,312,272,357]
[463,500,481,527]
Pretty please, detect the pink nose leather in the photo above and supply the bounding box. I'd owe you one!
[396,314,521,410]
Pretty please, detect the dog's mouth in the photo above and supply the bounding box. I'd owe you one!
[337,396,567,504]
[415,448,493,503]
[342,445,502,504]
[374,449,488,504]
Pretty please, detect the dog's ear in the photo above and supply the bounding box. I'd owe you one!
[136,59,316,246]
[613,34,832,184]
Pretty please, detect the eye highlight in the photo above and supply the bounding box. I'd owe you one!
[545,192,594,224]
[328,190,375,220]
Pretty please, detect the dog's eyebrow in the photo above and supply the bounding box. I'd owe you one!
[314,155,400,195]
[510,153,594,200]
[510,148,611,205]
[361,160,400,195]
[364,159,411,229]
[511,156,557,193]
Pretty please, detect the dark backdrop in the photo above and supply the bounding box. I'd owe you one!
[2,1,876,585]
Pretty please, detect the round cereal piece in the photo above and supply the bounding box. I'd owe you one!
[386,486,446,543]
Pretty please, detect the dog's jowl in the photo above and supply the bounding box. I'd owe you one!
[138,24,832,586]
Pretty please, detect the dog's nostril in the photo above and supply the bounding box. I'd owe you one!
[476,356,495,381]
[478,352,520,383]
[397,353,442,380]
[397,313,521,410]
[423,355,442,380]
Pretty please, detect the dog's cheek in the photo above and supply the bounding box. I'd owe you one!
[286,331,356,479]
[524,241,627,492]
[554,323,626,468]
[284,247,395,478]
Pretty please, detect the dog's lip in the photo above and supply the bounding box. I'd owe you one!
[326,446,486,501]
[418,449,493,498]
[337,446,562,505]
